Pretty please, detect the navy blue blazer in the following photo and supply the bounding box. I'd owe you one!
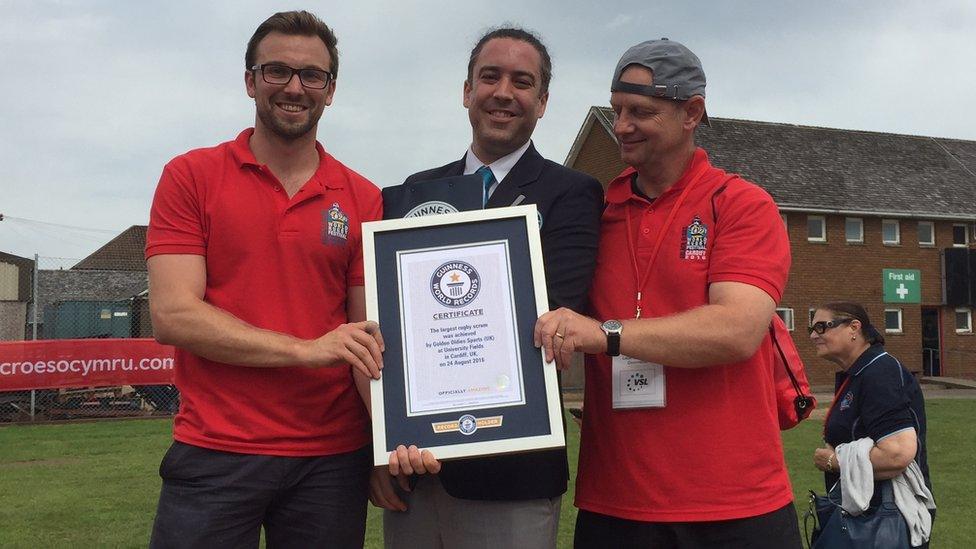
[404,142,604,500]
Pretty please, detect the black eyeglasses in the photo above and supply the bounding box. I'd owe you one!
[807,318,854,335]
[251,64,333,89]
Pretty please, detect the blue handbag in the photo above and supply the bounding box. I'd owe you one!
[807,480,910,549]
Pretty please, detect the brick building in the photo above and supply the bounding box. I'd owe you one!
[565,108,976,383]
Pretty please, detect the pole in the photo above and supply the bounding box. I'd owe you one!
[31,254,39,421]
[32,254,38,339]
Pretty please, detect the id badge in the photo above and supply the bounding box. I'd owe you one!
[612,355,665,409]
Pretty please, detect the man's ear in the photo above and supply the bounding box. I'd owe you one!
[462,79,472,109]
[683,96,706,129]
[245,69,256,99]
[536,90,549,119]
[324,79,336,107]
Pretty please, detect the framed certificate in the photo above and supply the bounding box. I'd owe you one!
[363,205,565,466]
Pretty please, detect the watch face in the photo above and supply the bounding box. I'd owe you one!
[602,319,623,333]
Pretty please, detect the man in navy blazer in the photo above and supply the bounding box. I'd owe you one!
[373,27,603,548]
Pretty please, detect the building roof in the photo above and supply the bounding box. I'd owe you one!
[0,251,33,264]
[567,107,976,219]
[72,225,147,271]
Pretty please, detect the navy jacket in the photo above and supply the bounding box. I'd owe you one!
[405,143,603,500]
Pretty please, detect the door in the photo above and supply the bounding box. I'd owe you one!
[920,307,941,376]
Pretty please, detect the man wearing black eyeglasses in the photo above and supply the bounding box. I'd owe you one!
[146,11,382,548]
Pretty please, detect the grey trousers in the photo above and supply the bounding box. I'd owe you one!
[383,475,562,549]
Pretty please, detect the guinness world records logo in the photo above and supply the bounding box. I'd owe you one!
[405,201,459,217]
[458,414,478,435]
[431,261,481,307]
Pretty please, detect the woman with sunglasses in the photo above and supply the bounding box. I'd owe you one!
[809,301,934,547]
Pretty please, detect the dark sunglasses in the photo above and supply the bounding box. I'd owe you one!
[807,317,854,335]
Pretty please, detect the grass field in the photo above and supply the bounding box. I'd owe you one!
[1,400,972,548]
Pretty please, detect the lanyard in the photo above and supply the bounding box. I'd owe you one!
[822,375,853,441]
[623,162,710,318]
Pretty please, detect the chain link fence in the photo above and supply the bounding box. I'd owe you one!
[1,238,179,423]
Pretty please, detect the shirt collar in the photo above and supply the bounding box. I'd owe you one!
[463,139,532,183]
[606,147,710,205]
[228,128,340,190]
[229,128,259,167]
[848,344,888,377]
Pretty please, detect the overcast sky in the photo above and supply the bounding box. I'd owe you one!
[2,0,974,262]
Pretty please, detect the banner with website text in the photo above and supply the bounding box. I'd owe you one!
[0,339,176,391]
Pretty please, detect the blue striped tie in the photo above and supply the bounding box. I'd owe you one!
[476,165,496,207]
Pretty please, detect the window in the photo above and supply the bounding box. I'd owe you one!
[917,221,935,246]
[845,218,863,243]
[884,309,903,333]
[807,216,826,242]
[953,224,969,247]
[956,308,972,333]
[882,219,900,245]
[775,308,795,331]
[0,263,17,300]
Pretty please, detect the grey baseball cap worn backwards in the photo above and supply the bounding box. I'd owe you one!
[612,38,709,126]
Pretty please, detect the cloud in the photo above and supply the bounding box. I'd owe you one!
[1,0,974,260]
[604,14,633,30]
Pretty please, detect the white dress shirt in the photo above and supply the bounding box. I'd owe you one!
[463,140,532,200]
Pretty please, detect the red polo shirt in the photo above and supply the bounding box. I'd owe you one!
[576,148,794,521]
[146,129,382,456]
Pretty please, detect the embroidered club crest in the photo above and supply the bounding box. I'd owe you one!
[323,203,350,245]
[840,391,854,411]
[680,215,708,260]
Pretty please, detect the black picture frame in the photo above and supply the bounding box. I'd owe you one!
[363,206,564,465]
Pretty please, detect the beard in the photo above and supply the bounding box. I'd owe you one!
[255,100,322,141]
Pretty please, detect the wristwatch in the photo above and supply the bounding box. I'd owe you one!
[601,319,623,357]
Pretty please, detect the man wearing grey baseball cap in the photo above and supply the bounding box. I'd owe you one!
[535,39,801,547]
